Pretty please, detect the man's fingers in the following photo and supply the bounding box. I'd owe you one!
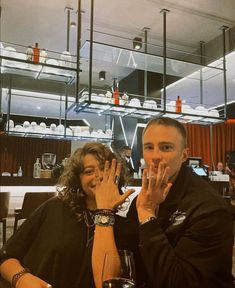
[142,169,148,190]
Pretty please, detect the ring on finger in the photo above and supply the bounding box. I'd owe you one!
[46,284,52,288]
[115,175,120,184]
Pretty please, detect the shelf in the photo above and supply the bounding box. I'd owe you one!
[0,55,77,85]
[4,131,113,142]
[81,41,223,80]
[68,95,225,124]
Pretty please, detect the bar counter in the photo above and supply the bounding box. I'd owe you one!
[0,176,142,216]
[0,176,57,186]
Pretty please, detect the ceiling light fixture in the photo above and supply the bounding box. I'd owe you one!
[133,37,142,50]
[99,71,106,81]
[70,21,76,28]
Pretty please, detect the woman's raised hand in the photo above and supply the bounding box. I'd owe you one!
[95,159,135,210]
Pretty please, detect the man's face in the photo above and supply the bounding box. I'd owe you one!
[217,162,223,171]
[125,149,132,158]
[143,124,188,182]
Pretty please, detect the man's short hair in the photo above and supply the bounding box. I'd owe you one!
[121,145,131,152]
[143,117,187,148]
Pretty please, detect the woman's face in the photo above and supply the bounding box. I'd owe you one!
[79,153,104,205]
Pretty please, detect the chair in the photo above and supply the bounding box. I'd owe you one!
[0,192,10,245]
[13,192,56,233]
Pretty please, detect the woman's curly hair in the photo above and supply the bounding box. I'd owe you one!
[57,142,128,221]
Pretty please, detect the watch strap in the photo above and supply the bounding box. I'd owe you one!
[139,216,157,227]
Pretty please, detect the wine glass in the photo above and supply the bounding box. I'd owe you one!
[102,250,136,288]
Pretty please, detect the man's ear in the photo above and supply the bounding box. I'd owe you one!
[182,148,189,163]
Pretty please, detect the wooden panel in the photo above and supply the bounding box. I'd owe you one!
[0,135,71,177]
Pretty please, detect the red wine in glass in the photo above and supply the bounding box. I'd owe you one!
[103,277,135,288]
[102,250,136,288]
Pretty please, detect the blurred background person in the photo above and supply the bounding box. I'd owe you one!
[120,146,136,178]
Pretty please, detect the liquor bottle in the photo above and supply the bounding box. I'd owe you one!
[113,82,120,105]
[33,42,40,63]
[25,46,33,61]
[175,95,182,113]
[39,48,47,63]
[113,88,119,105]
[17,166,23,177]
[33,158,41,178]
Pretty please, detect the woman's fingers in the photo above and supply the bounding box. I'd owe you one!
[109,159,117,181]
[114,189,135,207]
[103,161,110,182]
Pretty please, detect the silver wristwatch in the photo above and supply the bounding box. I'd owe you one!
[94,214,115,226]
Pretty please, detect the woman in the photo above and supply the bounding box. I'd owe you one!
[0,143,134,288]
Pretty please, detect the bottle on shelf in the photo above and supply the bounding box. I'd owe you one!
[33,42,40,63]
[113,81,120,105]
[175,95,182,113]
[33,158,41,178]
[39,48,47,63]
[17,166,23,177]
[25,46,33,61]
[113,89,119,105]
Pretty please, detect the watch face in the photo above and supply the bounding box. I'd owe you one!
[100,215,108,224]
[94,214,115,226]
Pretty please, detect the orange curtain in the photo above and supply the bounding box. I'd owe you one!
[185,121,235,169]
[185,124,211,166]
[212,120,235,167]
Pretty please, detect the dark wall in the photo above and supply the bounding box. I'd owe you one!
[227,102,235,119]
[119,69,180,101]
[0,135,71,177]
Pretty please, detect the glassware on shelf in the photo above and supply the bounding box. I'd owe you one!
[143,100,157,110]
[105,90,113,104]
[25,46,33,61]
[42,153,56,170]
[40,48,47,63]
[60,51,72,68]
[128,98,141,108]
[121,91,129,105]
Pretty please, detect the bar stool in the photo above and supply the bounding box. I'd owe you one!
[13,192,56,233]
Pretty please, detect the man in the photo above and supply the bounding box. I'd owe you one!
[92,117,234,288]
[216,161,225,174]
[120,145,136,177]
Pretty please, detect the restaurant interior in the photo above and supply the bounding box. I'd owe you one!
[0,0,235,277]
